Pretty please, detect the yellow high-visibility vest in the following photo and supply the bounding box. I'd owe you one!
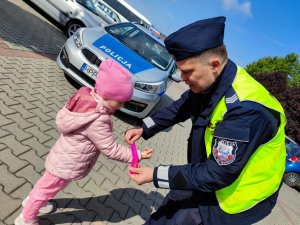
[204,67,286,214]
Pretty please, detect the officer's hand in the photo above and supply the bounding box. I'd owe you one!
[128,167,153,185]
[125,127,143,144]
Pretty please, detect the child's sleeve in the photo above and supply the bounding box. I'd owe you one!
[87,115,141,163]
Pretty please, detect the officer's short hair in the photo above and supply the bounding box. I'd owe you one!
[194,45,228,64]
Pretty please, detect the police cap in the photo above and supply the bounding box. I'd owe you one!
[164,16,226,61]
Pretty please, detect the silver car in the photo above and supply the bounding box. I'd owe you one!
[28,0,110,37]
[57,22,179,118]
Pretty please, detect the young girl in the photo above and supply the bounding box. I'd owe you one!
[15,58,152,225]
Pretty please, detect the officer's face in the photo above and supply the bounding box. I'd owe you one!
[177,56,220,93]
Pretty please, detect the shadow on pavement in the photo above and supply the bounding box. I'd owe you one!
[40,188,164,224]
[0,0,66,55]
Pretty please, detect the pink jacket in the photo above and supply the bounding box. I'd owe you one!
[45,87,141,180]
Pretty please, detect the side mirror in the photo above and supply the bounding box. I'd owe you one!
[169,67,181,82]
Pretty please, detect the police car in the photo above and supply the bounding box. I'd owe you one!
[57,22,179,118]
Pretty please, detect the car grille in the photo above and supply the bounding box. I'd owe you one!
[82,48,102,67]
[60,47,95,87]
[68,64,95,87]
[124,100,147,113]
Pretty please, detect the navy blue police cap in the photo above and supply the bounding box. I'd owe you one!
[164,16,226,61]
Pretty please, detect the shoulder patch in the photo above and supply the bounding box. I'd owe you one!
[213,138,238,165]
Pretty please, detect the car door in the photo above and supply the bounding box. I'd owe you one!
[49,0,77,23]
[74,0,107,27]
[30,0,69,24]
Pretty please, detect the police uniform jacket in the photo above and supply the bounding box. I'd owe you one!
[140,59,281,225]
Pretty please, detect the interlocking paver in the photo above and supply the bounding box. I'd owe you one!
[0,134,31,155]
[6,113,34,129]
[10,182,32,200]
[63,182,94,207]
[2,123,33,142]
[85,198,114,223]
[0,143,7,150]
[105,195,129,219]
[15,164,42,186]
[88,170,106,187]
[21,136,50,157]
[0,85,23,99]
[24,126,52,143]
[120,191,142,215]
[0,127,10,138]
[44,128,59,140]
[0,91,19,106]
[10,104,36,119]
[29,108,53,122]
[19,149,45,173]
[0,148,29,173]
[0,190,21,221]
[27,116,52,132]
[0,164,27,194]
[15,89,38,102]
[0,99,16,115]
[14,96,38,110]
[98,166,120,185]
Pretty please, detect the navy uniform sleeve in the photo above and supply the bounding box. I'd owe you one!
[153,102,280,191]
[141,90,194,140]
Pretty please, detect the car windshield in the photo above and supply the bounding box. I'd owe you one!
[106,23,173,70]
[286,142,300,156]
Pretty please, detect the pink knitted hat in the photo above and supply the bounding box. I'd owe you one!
[95,58,133,101]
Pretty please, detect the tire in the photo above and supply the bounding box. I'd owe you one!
[283,172,300,187]
[66,20,85,37]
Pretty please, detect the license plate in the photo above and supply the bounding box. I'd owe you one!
[80,63,98,79]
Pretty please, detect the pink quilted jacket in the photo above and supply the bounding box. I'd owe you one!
[45,87,141,180]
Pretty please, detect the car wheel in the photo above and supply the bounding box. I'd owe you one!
[284,172,300,187]
[66,21,85,37]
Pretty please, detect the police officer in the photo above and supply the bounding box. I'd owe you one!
[125,16,286,225]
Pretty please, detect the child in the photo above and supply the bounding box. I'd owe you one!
[15,58,152,225]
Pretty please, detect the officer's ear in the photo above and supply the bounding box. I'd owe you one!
[210,57,221,73]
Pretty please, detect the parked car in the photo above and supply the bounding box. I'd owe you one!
[284,137,300,187]
[28,0,109,37]
[57,22,179,118]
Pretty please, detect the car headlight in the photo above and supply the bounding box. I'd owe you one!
[73,29,83,48]
[135,81,166,94]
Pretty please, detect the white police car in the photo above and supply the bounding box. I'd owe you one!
[57,22,179,118]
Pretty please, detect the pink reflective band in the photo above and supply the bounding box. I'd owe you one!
[129,143,139,174]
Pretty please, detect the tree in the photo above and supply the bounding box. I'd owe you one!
[252,72,300,144]
[246,53,300,87]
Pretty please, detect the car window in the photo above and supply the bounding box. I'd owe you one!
[76,0,97,14]
[95,1,121,23]
[106,23,172,70]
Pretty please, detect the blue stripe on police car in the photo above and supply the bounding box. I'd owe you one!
[93,34,155,74]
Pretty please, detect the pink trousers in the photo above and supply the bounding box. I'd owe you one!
[22,171,70,220]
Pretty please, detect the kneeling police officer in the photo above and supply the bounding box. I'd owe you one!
[126,16,286,225]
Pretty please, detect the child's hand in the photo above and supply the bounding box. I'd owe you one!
[141,147,152,159]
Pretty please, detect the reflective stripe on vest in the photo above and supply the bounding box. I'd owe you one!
[204,66,286,214]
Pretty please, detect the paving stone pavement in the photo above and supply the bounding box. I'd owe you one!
[1,1,300,225]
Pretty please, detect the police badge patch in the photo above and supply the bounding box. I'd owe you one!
[213,138,238,165]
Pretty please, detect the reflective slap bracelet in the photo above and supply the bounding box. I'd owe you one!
[129,143,139,174]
